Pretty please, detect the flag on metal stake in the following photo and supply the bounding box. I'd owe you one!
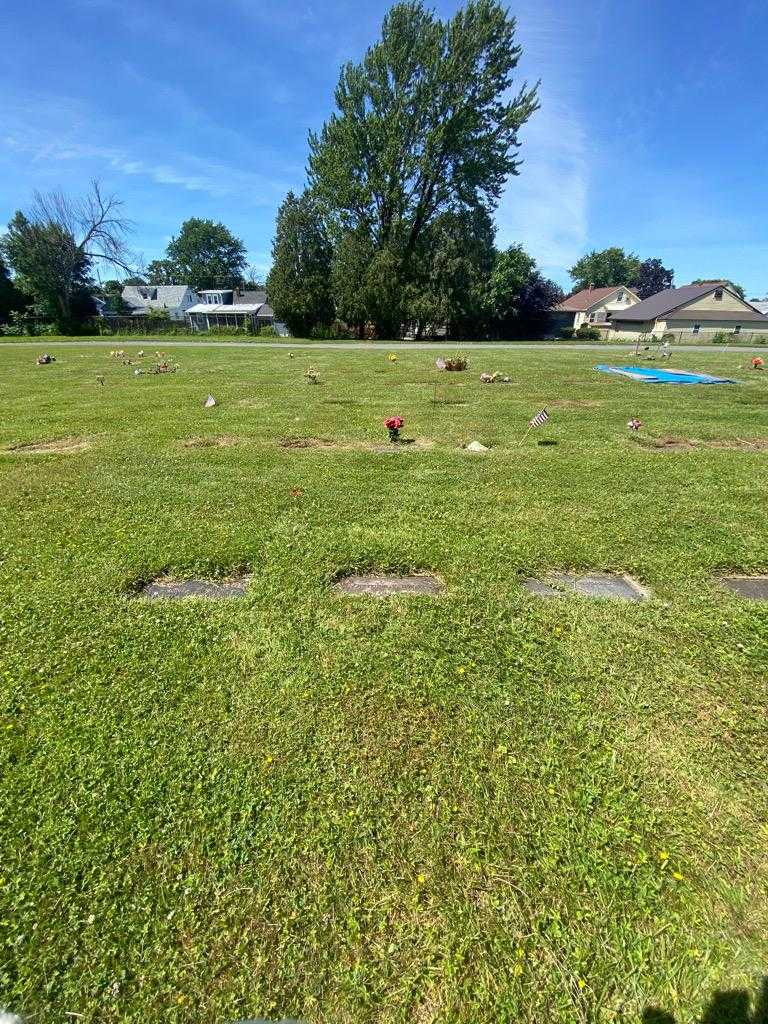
[518,407,550,446]
[529,408,549,428]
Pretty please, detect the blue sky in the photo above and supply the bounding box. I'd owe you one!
[1,0,766,295]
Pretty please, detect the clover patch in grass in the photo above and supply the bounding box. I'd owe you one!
[333,572,443,596]
[135,573,252,600]
[719,575,768,600]
[522,572,649,602]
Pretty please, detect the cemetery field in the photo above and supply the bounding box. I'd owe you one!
[2,344,768,1024]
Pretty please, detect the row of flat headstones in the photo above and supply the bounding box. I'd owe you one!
[138,573,768,601]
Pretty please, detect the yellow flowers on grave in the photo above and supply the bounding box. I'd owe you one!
[387,352,398,362]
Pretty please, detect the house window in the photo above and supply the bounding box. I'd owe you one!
[692,323,701,335]
[714,288,723,300]
[588,312,595,322]
[734,325,742,334]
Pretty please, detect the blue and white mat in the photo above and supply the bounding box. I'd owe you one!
[595,365,737,385]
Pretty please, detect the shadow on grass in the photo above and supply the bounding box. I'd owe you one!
[643,977,768,1024]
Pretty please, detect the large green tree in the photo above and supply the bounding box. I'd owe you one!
[633,258,674,299]
[266,191,334,336]
[164,218,247,291]
[0,256,27,324]
[145,259,178,286]
[1,182,132,330]
[308,0,538,337]
[488,244,563,338]
[569,248,642,291]
[404,207,496,338]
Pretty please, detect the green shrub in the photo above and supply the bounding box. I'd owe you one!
[575,325,601,340]
[558,327,574,339]
[711,331,730,345]
[257,324,279,338]
[309,323,338,340]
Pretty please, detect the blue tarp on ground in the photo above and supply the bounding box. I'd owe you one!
[595,365,737,384]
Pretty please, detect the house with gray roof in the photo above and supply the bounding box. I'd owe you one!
[609,282,768,338]
[185,288,275,332]
[121,284,198,320]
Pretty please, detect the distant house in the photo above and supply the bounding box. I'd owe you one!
[551,285,640,332]
[185,288,275,331]
[609,283,768,338]
[121,284,198,321]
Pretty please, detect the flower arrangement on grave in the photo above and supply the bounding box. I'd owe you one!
[439,354,468,371]
[752,357,764,370]
[385,416,404,443]
[306,367,320,384]
[627,418,642,431]
[388,352,398,363]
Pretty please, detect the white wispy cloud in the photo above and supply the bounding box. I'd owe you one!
[494,1,589,285]
[2,126,291,206]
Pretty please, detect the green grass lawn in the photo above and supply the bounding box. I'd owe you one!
[1,344,767,1024]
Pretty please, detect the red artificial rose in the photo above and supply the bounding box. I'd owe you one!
[385,416,404,429]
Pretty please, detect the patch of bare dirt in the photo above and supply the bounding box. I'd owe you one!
[706,438,768,452]
[278,436,434,452]
[634,436,768,453]
[182,435,242,449]
[6,437,91,454]
[278,436,337,449]
[549,399,604,409]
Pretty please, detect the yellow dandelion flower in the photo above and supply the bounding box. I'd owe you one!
[672,871,684,881]
[658,850,669,861]
[578,978,586,990]
[513,963,524,977]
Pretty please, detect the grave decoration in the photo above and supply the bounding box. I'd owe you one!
[388,352,398,362]
[204,394,217,408]
[479,371,512,384]
[517,407,549,447]
[627,418,642,431]
[465,440,489,453]
[438,354,468,371]
[36,354,54,365]
[752,357,764,370]
[385,415,404,443]
[152,361,178,374]
[96,374,104,386]
[306,367,320,384]
[596,365,737,385]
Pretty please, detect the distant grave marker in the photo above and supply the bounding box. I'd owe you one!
[334,573,443,597]
[719,575,768,600]
[137,576,251,600]
[523,573,649,602]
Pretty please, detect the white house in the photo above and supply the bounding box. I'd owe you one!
[185,289,275,331]
[121,284,198,321]
[551,285,641,332]
[609,283,768,338]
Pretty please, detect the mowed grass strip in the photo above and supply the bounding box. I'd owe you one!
[0,344,767,1024]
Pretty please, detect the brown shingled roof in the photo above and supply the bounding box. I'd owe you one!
[553,286,622,311]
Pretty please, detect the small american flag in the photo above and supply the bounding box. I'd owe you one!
[529,408,549,428]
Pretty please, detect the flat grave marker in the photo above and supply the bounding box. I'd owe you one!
[333,573,443,597]
[137,577,251,600]
[523,572,649,602]
[719,575,768,600]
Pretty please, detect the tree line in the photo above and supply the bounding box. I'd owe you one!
[0,0,754,337]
